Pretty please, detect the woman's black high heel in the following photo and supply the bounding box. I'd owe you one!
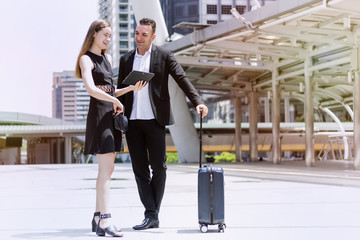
[96,213,123,237]
[92,212,100,232]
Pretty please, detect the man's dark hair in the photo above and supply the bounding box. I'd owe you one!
[139,18,156,34]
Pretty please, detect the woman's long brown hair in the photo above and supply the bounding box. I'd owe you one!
[74,20,111,78]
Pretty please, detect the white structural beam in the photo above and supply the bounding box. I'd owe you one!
[254,56,352,90]
[258,26,355,47]
[344,104,354,121]
[208,40,305,60]
[131,0,168,45]
[321,107,349,159]
[175,55,271,71]
[314,89,354,120]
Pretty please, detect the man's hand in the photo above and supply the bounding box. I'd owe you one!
[196,104,208,118]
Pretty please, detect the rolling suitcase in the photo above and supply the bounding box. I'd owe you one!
[197,110,226,233]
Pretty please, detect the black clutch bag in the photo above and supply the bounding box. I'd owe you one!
[113,112,128,132]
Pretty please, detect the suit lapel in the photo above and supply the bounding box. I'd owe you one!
[148,45,157,110]
[149,45,157,73]
[126,50,135,75]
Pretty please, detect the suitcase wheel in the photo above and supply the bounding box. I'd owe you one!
[218,223,226,233]
[200,224,208,233]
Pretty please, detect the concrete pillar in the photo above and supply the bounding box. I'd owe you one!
[168,77,203,163]
[304,46,315,167]
[352,46,360,169]
[217,0,222,22]
[272,59,281,164]
[290,104,295,122]
[249,92,258,162]
[354,70,360,169]
[247,0,251,11]
[283,97,291,160]
[64,137,72,164]
[235,96,242,162]
[264,96,270,122]
[56,139,61,164]
[284,97,290,122]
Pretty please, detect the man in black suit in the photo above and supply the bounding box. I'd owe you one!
[118,18,208,230]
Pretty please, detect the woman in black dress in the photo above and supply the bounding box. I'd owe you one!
[75,20,145,237]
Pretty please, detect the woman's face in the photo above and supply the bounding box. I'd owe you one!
[93,26,112,50]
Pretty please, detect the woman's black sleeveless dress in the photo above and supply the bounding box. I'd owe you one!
[84,51,122,155]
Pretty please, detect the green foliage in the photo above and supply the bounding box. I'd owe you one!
[115,156,123,163]
[166,152,178,163]
[295,114,304,122]
[205,154,215,163]
[214,152,236,162]
[165,152,236,163]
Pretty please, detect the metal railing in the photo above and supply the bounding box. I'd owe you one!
[317,134,354,161]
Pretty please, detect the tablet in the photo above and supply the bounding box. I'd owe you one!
[122,70,155,85]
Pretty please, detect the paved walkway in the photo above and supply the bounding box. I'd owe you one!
[1,160,360,239]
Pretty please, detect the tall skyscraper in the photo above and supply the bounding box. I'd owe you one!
[99,0,135,68]
[160,0,276,37]
[159,0,200,36]
[52,71,89,122]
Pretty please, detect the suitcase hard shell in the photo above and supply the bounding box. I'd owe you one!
[198,165,225,232]
[197,109,226,233]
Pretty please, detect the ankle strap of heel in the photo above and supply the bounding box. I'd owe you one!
[100,213,111,219]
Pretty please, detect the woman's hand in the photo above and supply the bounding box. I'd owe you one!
[114,81,147,97]
[131,81,147,91]
[113,99,124,116]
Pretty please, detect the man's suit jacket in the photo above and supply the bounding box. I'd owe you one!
[117,45,203,126]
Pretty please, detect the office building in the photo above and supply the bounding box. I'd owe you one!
[99,0,135,68]
[159,0,200,36]
[52,71,89,122]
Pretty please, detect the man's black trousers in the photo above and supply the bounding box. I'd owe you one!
[126,119,167,220]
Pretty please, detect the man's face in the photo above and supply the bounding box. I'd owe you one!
[135,24,156,54]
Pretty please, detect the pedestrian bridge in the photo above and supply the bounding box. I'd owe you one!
[0,111,354,164]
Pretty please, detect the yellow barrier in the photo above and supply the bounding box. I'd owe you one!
[121,144,339,153]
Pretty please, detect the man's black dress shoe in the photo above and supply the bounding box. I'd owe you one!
[133,218,159,230]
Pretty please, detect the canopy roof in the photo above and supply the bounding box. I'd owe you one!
[164,0,360,110]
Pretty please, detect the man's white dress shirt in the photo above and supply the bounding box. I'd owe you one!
[130,45,155,120]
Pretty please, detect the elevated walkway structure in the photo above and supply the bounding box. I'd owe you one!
[0,111,76,164]
[0,112,354,164]
[0,111,67,125]
[163,0,360,169]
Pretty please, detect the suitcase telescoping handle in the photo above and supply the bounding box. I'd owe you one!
[199,109,203,168]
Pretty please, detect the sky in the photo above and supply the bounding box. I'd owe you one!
[0,0,98,117]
